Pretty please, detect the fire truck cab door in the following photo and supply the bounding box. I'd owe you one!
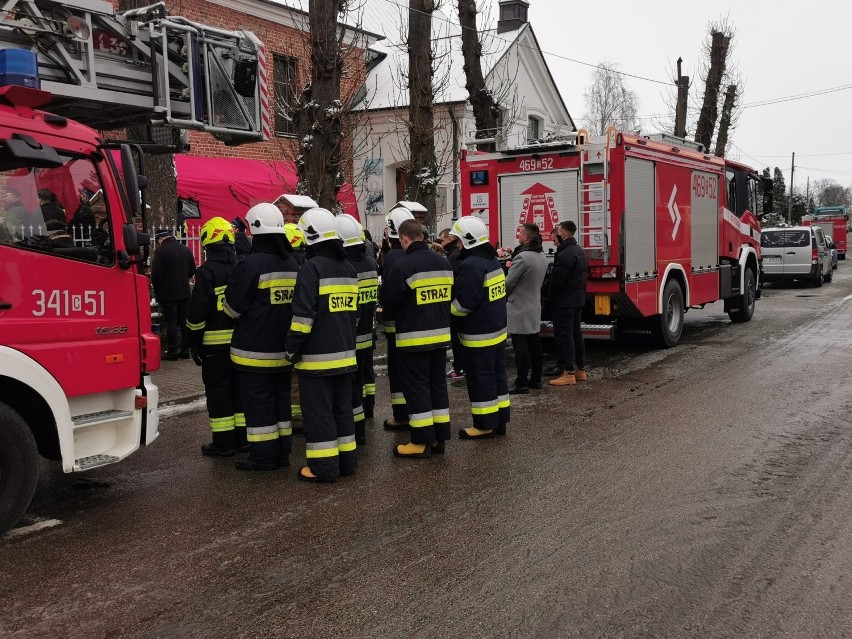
[0,155,141,399]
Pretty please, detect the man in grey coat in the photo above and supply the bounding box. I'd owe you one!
[506,223,548,393]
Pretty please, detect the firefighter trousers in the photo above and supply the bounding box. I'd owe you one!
[200,349,245,449]
[300,374,356,479]
[356,347,376,419]
[463,344,510,433]
[238,369,292,463]
[397,348,451,445]
[386,335,408,421]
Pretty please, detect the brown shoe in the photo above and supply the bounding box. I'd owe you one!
[549,371,576,386]
[575,369,588,381]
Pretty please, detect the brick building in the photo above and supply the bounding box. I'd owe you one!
[113,0,379,222]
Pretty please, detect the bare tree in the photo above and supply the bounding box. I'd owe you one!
[694,18,738,151]
[457,0,499,150]
[713,84,738,157]
[582,62,639,135]
[812,178,852,209]
[407,0,439,225]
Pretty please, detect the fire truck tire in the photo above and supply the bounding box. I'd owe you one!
[728,268,756,323]
[653,279,684,348]
[0,401,39,534]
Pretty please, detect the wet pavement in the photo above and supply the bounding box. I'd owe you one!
[3,269,852,638]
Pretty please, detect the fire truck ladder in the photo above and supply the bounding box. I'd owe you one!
[0,0,269,146]
[577,126,616,264]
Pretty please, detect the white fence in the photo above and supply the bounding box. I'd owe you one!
[9,222,205,265]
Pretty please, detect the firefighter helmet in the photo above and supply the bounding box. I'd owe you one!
[298,207,340,245]
[245,202,285,235]
[335,214,365,247]
[386,206,415,239]
[284,223,305,249]
[450,216,489,249]
[200,216,235,247]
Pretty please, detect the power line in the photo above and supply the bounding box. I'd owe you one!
[380,0,674,86]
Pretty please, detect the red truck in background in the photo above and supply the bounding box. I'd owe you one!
[801,206,848,260]
[460,128,774,347]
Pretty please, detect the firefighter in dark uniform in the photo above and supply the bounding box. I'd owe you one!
[381,206,415,431]
[285,208,359,483]
[186,217,246,456]
[449,217,510,439]
[336,214,379,444]
[381,219,454,458]
[284,222,306,431]
[223,203,300,471]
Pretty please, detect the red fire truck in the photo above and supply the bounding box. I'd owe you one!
[460,128,773,347]
[801,206,848,260]
[0,0,268,532]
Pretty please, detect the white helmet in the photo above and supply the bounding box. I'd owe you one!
[245,202,285,235]
[450,216,489,248]
[386,206,415,239]
[336,213,365,247]
[297,207,340,245]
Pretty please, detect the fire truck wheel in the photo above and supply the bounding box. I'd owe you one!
[653,279,684,348]
[0,401,39,534]
[728,268,756,323]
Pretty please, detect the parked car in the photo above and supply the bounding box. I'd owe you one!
[760,225,832,287]
[826,235,839,269]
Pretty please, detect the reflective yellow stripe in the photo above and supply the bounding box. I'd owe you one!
[484,273,505,287]
[186,320,206,330]
[247,431,279,442]
[291,404,302,418]
[306,447,339,458]
[231,354,291,368]
[409,276,454,288]
[338,435,357,453]
[290,321,313,334]
[356,339,374,350]
[210,416,234,432]
[432,408,450,423]
[471,405,499,415]
[213,285,227,294]
[451,299,471,317]
[258,278,297,289]
[396,332,451,348]
[383,320,396,334]
[460,330,507,348]
[202,329,233,346]
[363,383,376,395]
[295,356,357,371]
[234,413,246,428]
[391,392,406,405]
[409,411,433,428]
[319,284,359,295]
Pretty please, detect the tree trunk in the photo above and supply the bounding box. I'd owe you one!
[457,0,497,152]
[295,0,344,211]
[118,0,177,228]
[694,30,730,151]
[714,84,737,157]
[408,0,438,227]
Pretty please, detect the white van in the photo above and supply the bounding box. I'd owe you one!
[761,226,832,287]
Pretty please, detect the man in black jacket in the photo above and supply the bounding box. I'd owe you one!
[547,221,589,386]
[152,228,196,360]
[232,216,252,257]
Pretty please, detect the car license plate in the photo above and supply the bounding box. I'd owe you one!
[763,255,781,263]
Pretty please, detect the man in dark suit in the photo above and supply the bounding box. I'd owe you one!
[152,228,196,360]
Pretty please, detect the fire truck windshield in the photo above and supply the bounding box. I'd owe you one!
[0,150,113,265]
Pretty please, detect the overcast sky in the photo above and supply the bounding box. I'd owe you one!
[517,0,852,193]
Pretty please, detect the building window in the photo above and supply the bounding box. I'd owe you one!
[527,115,542,142]
[273,54,298,137]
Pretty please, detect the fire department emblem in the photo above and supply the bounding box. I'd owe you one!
[517,183,559,240]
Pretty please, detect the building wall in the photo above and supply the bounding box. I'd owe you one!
[113,0,367,174]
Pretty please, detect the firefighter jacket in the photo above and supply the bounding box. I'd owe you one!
[381,241,453,352]
[186,243,238,350]
[450,244,508,350]
[345,244,379,352]
[285,241,359,377]
[223,236,300,372]
[381,240,405,335]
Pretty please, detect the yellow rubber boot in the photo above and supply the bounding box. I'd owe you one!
[394,442,431,458]
[458,427,496,439]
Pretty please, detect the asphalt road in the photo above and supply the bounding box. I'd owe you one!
[3,267,852,638]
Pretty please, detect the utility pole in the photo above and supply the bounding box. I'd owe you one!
[806,176,810,214]
[674,57,689,138]
[788,151,795,223]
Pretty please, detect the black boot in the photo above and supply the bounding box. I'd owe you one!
[508,383,529,395]
[235,458,280,471]
[201,443,235,457]
[542,366,563,377]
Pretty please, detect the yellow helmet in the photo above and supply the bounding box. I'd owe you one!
[284,222,305,249]
[200,216,235,247]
